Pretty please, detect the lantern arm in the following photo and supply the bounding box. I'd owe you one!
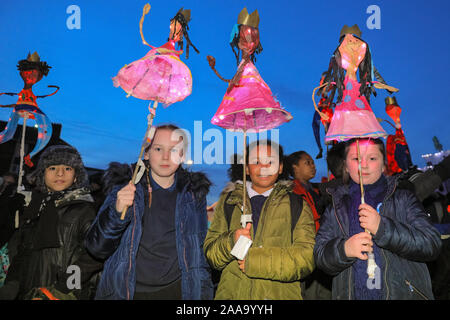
[227,57,252,93]
[0,92,18,108]
[206,55,231,83]
[377,117,396,130]
[36,85,60,99]
[0,92,18,96]
[156,47,183,55]
[372,66,399,93]
[139,4,156,49]
[312,82,334,121]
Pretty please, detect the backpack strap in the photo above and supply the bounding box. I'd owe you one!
[288,191,308,298]
[224,192,234,230]
[289,192,304,242]
[225,191,304,237]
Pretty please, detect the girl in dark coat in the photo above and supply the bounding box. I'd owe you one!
[314,138,441,299]
[85,124,213,300]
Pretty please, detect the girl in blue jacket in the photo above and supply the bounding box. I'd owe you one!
[314,138,441,299]
[85,124,213,300]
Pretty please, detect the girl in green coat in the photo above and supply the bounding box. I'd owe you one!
[204,140,316,299]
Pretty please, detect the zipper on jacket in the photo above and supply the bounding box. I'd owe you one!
[181,220,189,273]
[405,279,428,300]
[327,188,351,299]
[348,267,352,299]
[378,180,397,300]
[327,189,348,238]
[127,204,137,300]
[381,249,389,299]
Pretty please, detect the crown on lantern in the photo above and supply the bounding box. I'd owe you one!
[27,52,41,63]
[237,8,260,28]
[174,7,191,23]
[385,96,398,106]
[339,24,362,39]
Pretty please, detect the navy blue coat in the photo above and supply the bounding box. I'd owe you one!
[85,164,214,300]
[314,176,442,300]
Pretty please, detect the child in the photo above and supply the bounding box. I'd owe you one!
[85,124,213,300]
[204,139,316,300]
[285,151,332,300]
[314,138,442,299]
[285,151,321,231]
[0,145,102,300]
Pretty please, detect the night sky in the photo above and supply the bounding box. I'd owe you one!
[1,0,449,204]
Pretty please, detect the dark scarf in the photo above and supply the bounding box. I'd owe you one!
[25,191,67,250]
[250,195,267,233]
[348,175,387,300]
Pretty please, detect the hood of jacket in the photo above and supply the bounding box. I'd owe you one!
[102,162,211,200]
[54,187,94,208]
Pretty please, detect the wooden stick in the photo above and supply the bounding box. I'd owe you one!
[120,100,158,220]
[242,130,247,217]
[15,113,28,229]
[356,139,378,279]
[326,144,330,180]
[356,139,365,204]
[17,113,28,191]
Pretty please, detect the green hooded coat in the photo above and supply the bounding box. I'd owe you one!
[204,181,316,300]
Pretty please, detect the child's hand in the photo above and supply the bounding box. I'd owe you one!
[115,181,136,213]
[358,203,381,235]
[344,232,373,260]
[234,223,252,243]
[238,259,246,273]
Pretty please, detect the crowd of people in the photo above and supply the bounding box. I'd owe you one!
[0,123,449,300]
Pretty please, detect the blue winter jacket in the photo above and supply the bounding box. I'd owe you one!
[85,163,214,300]
[314,176,442,300]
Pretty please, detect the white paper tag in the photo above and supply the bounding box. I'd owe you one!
[133,159,146,184]
[240,214,252,228]
[230,235,253,260]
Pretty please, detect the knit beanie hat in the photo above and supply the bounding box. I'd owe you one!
[27,145,89,193]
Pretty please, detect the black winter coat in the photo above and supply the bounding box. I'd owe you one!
[3,188,103,299]
[314,176,442,300]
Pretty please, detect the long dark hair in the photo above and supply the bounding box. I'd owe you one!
[17,59,51,77]
[170,11,199,59]
[320,36,374,105]
[230,25,263,66]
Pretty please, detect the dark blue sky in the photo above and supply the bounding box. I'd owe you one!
[1,0,449,203]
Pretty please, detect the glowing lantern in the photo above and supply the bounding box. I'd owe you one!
[385,96,402,127]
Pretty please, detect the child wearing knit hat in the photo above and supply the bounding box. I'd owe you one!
[0,145,103,300]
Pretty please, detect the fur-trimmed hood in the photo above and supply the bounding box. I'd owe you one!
[102,162,211,200]
[54,187,94,208]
